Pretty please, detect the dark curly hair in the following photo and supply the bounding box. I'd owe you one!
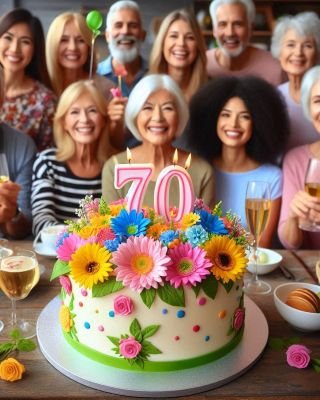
[186,76,289,165]
[0,8,52,89]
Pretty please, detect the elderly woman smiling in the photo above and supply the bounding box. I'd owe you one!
[102,74,215,208]
[271,11,320,151]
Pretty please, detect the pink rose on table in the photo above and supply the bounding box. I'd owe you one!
[119,337,142,359]
[59,275,72,295]
[233,308,245,330]
[114,295,134,316]
[286,344,311,369]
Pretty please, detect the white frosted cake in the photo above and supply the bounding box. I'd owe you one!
[51,197,248,372]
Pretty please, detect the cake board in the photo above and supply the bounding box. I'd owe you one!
[37,295,268,398]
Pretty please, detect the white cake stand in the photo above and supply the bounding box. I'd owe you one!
[37,296,268,397]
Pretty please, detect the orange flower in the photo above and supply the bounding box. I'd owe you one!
[59,305,73,332]
[0,358,25,382]
[147,223,167,240]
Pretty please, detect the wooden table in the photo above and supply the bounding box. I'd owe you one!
[0,242,319,400]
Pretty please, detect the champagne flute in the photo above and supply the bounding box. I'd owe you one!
[0,249,40,339]
[244,181,272,295]
[300,158,320,232]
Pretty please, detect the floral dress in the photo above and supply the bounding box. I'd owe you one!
[0,81,57,151]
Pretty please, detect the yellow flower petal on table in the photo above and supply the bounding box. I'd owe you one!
[0,358,25,382]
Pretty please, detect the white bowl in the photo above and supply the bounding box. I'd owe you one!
[246,248,283,275]
[274,282,320,332]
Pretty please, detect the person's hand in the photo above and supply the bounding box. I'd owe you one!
[289,190,320,225]
[0,181,21,223]
[107,97,128,122]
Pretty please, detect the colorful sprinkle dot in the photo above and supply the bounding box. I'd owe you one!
[197,297,206,306]
[95,309,99,314]
[162,308,168,315]
[193,325,200,332]
[218,310,226,319]
[108,310,115,317]
[81,288,88,297]
[79,302,83,307]
[84,322,90,329]
[205,335,210,342]
[176,310,185,318]
[98,325,104,332]
[174,336,180,341]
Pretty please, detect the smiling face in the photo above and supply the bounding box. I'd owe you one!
[279,29,317,77]
[213,3,250,58]
[217,96,252,149]
[163,19,198,70]
[0,22,34,73]
[310,80,320,133]
[136,89,179,146]
[58,20,89,70]
[63,93,105,145]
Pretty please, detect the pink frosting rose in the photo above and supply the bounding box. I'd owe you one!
[286,344,311,369]
[119,337,142,359]
[59,275,72,295]
[233,308,245,330]
[114,295,134,316]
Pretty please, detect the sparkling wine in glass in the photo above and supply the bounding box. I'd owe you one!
[300,158,320,232]
[244,181,272,295]
[0,249,39,339]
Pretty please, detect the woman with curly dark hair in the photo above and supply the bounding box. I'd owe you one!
[187,76,290,247]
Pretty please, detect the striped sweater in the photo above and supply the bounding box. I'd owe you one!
[31,148,102,236]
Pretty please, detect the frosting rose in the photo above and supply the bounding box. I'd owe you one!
[0,358,25,382]
[59,275,72,295]
[59,305,73,332]
[114,295,134,316]
[233,308,245,330]
[286,344,311,369]
[119,337,142,359]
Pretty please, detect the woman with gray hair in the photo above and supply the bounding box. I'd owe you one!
[271,11,320,151]
[102,74,215,207]
[278,66,320,250]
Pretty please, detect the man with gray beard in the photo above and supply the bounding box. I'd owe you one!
[97,1,147,97]
[206,0,285,86]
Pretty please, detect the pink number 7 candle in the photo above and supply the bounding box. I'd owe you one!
[154,150,195,222]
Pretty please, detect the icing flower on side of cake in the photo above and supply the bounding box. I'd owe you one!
[114,295,134,316]
[233,307,245,331]
[119,337,142,359]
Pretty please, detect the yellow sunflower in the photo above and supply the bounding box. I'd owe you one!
[70,243,113,289]
[204,236,248,283]
[59,305,73,332]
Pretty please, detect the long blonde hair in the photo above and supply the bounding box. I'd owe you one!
[54,80,111,164]
[149,9,207,102]
[46,12,97,96]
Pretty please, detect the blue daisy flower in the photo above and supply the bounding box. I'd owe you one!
[56,231,69,249]
[104,237,121,252]
[185,225,208,247]
[160,230,179,246]
[198,209,228,234]
[111,209,150,238]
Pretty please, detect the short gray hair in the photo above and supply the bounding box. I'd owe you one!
[209,0,256,27]
[106,1,141,31]
[271,12,320,63]
[125,74,189,141]
[301,65,320,121]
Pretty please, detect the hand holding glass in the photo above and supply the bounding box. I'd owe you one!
[244,181,272,295]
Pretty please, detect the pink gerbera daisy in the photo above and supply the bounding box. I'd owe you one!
[111,236,171,293]
[56,234,85,262]
[166,242,212,288]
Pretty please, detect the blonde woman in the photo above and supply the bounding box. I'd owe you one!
[31,80,115,236]
[149,9,207,103]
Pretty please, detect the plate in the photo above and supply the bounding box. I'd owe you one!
[246,248,283,275]
[34,243,57,258]
[37,296,268,397]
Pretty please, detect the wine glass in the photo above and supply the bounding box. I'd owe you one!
[244,181,272,295]
[299,158,320,232]
[0,249,40,339]
[0,153,9,183]
[0,240,13,333]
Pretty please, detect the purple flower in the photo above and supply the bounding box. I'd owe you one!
[59,275,72,295]
[114,295,134,316]
[119,337,142,359]
[233,308,245,330]
[286,344,311,369]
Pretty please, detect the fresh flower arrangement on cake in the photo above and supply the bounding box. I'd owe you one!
[51,196,249,368]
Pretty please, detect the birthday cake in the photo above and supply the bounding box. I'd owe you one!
[51,197,249,372]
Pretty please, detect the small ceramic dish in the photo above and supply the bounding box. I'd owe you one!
[246,248,283,275]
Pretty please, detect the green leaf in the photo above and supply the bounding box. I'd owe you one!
[69,294,75,311]
[157,283,185,307]
[9,329,22,340]
[191,285,201,298]
[140,288,156,308]
[311,360,320,373]
[0,343,13,353]
[142,340,162,355]
[201,275,218,300]
[130,319,142,340]
[16,339,37,352]
[141,324,160,339]
[92,278,124,297]
[221,280,234,293]
[134,357,144,369]
[107,336,120,347]
[268,337,287,351]
[60,287,66,300]
[286,337,301,346]
[50,260,70,281]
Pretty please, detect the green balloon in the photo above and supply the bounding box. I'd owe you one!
[86,10,103,32]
